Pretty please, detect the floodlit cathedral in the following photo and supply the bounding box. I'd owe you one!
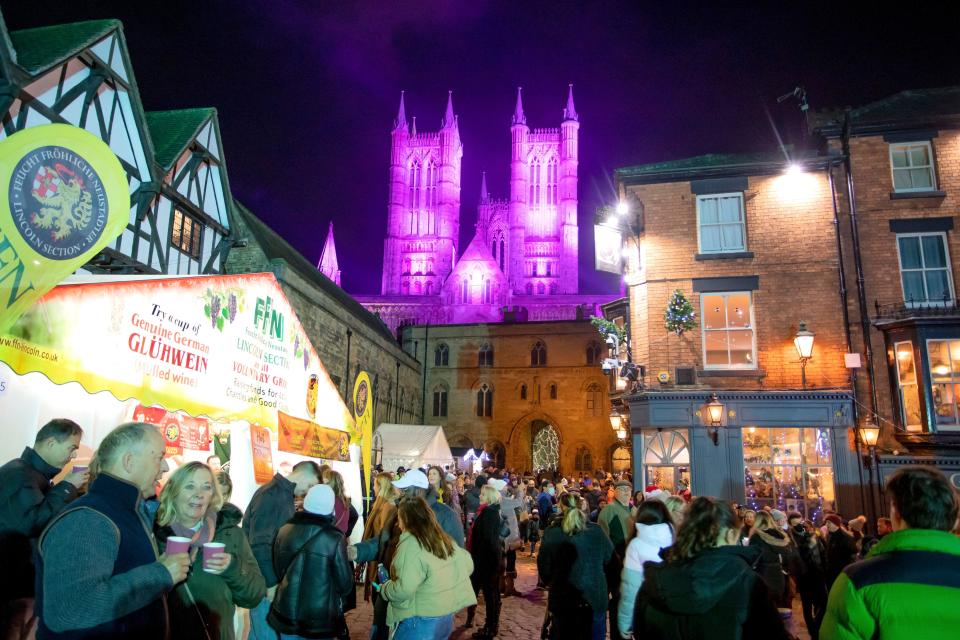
[352,86,612,333]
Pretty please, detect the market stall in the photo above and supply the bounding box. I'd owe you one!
[373,423,454,472]
[0,272,362,539]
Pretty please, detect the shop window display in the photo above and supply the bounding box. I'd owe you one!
[743,427,834,520]
[642,430,690,493]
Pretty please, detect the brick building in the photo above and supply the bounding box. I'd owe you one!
[401,320,620,474]
[614,151,858,517]
[813,87,960,491]
[226,204,423,427]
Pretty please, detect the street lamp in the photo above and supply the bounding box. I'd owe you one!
[704,393,724,446]
[609,411,622,433]
[794,321,815,389]
[616,201,629,216]
[857,421,881,522]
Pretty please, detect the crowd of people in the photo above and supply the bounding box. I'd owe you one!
[0,418,958,639]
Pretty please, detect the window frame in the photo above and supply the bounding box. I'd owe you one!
[893,341,922,431]
[531,341,547,367]
[700,291,757,370]
[696,192,747,254]
[889,141,937,193]
[476,384,493,418]
[432,387,448,417]
[478,344,493,367]
[895,232,954,307]
[434,344,449,367]
[171,208,203,260]
[925,338,960,432]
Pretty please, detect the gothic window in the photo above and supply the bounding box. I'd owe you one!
[574,446,593,472]
[402,258,411,274]
[586,342,603,365]
[491,241,497,261]
[432,385,448,417]
[426,281,434,295]
[402,281,410,294]
[499,239,505,272]
[483,279,492,304]
[546,262,552,276]
[537,282,545,295]
[532,262,538,277]
[535,162,541,205]
[460,279,469,304]
[426,160,438,212]
[549,383,558,399]
[549,283,558,295]
[531,341,547,367]
[526,283,533,295]
[434,344,449,367]
[476,384,493,417]
[520,384,527,400]
[427,258,434,274]
[547,157,559,205]
[586,383,603,416]
[414,281,422,295]
[408,161,421,209]
[479,344,493,367]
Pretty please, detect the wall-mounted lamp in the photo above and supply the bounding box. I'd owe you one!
[704,393,724,446]
[794,321,815,389]
[609,411,622,433]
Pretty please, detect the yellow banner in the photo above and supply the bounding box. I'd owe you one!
[0,124,129,333]
[277,411,351,462]
[353,371,373,492]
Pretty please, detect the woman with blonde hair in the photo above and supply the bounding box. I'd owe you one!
[154,461,265,639]
[380,497,476,639]
[538,491,615,639]
[362,472,399,602]
[465,484,505,636]
[749,510,797,608]
[664,495,687,528]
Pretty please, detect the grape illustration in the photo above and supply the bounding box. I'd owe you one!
[228,293,237,323]
[210,295,221,328]
[303,349,309,369]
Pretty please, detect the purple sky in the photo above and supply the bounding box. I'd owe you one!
[5,2,956,294]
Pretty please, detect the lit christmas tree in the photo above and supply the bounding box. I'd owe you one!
[664,289,697,336]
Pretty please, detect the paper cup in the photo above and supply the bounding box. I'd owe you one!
[165,536,191,555]
[202,542,226,572]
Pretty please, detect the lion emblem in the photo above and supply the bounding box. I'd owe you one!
[30,163,94,241]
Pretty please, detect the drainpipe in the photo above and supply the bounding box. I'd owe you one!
[343,328,353,404]
[395,361,401,423]
[842,110,881,420]
[828,161,867,512]
[421,323,429,421]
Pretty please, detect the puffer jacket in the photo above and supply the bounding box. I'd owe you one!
[618,522,673,638]
[154,504,266,640]
[635,545,789,640]
[821,528,960,640]
[269,511,354,639]
[381,531,477,626]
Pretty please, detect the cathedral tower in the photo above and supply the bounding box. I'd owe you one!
[381,91,463,295]
[507,85,580,296]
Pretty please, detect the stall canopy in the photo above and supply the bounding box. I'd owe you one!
[374,423,453,471]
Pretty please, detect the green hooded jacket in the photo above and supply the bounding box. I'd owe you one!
[820,528,960,640]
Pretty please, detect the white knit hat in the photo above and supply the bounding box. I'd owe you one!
[303,484,335,516]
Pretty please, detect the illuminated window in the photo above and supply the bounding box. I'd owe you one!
[479,344,493,367]
[531,341,547,367]
[927,339,960,429]
[547,158,558,205]
[434,344,449,367]
[476,384,493,417]
[743,427,834,520]
[697,193,745,253]
[408,161,421,208]
[897,233,953,306]
[425,160,438,212]
[701,292,756,369]
[432,386,448,417]
[890,142,936,193]
[894,341,922,431]
[171,209,202,259]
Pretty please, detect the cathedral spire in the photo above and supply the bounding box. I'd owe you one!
[443,90,456,129]
[512,86,526,126]
[480,171,489,202]
[394,91,407,131]
[317,222,341,287]
[563,83,578,121]
[411,116,417,137]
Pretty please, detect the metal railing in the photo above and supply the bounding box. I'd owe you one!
[873,296,960,322]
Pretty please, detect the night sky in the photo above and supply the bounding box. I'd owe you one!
[3,2,956,294]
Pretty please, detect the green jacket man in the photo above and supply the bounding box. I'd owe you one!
[820,466,960,640]
[598,480,635,557]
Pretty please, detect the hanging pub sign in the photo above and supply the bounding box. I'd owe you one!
[0,124,129,333]
[594,223,622,274]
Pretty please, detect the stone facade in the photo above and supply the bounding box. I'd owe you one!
[356,86,610,333]
[401,320,621,474]
[226,204,423,426]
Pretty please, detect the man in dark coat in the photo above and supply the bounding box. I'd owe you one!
[243,461,321,640]
[463,474,486,527]
[0,419,86,621]
[823,514,858,589]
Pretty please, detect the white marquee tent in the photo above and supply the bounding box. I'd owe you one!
[374,423,454,471]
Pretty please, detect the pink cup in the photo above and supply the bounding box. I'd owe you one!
[202,542,226,572]
[165,536,191,555]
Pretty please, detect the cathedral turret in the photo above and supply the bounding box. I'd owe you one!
[509,87,530,293]
[559,84,580,293]
[562,83,578,122]
[480,171,489,203]
[443,90,456,129]
[512,86,526,126]
[394,90,408,131]
[318,222,341,287]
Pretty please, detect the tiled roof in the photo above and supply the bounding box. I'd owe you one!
[812,86,960,135]
[9,19,118,74]
[616,148,822,179]
[145,109,214,169]
[233,201,399,345]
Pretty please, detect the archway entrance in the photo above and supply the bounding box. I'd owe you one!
[531,420,559,473]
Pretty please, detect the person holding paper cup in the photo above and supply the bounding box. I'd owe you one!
[154,461,266,639]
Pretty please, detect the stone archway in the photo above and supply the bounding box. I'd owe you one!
[506,411,563,474]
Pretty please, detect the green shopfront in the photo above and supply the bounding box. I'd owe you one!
[627,390,861,518]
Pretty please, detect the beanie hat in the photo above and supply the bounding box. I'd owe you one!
[824,514,843,527]
[304,484,335,516]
